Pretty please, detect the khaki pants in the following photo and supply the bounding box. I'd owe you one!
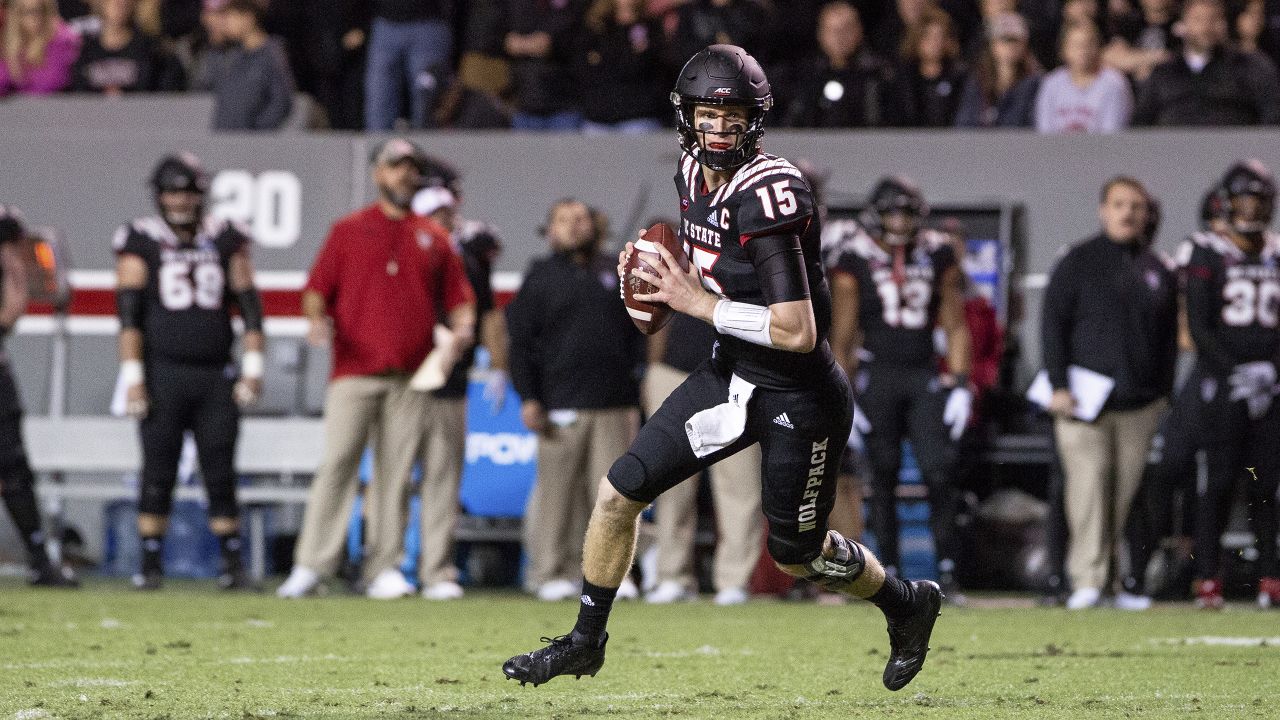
[523,406,639,590]
[1055,400,1165,592]
[294,375,425,583]
[645,362,762,592]
[416,395,467,586]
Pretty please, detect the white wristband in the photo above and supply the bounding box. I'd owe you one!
[241,350,265,379]
[713,299,775,348]
[120,359,144,386]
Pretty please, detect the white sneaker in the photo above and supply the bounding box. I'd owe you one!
[1114,591,1152,611]
[536,578,578,602]
[276,566,320,599]
[1066,587,1102,610]
[646,580,696,604]
[366,569,414,599]
[714,587,749,606]
[617,576,640,600]
[422,580,465,601]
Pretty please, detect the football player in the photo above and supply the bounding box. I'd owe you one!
[826,176,971,599]
[1181,160,1280,609]
[503,45,942,690]
[114,153,264,591]
[0,205,77,587]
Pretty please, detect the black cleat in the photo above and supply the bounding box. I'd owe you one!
[29,563,79,588]
[882,580,943,691]
[217,568,260,592]
[502,631,607,687]
[132,570,163,591]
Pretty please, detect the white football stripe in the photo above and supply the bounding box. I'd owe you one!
[634,239,659,254]
[627,307,653,322]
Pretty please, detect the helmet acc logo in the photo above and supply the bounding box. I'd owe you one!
[712,87,733,96]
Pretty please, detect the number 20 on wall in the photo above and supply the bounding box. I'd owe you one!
[209,170,302,248]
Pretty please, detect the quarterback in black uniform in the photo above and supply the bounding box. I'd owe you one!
[826,177,971,597]
[1180,160,1280,609]
[114,153,265,591]
[503,45,942,691]
[0,206,77,587]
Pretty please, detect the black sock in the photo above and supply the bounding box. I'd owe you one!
[2,480,47,566]
[141,535,164,575]
[869,574,916,619]
[572,579,618,643]
[217,534,242,572]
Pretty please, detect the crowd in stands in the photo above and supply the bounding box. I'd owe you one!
[2,0,1279,131]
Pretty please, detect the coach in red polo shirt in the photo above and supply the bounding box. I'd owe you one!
[278,138,475,600]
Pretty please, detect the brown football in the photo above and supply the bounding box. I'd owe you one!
[624,222,688,335]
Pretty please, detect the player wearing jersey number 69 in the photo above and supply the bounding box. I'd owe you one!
[114,152,265,592]
[503,44,942,692]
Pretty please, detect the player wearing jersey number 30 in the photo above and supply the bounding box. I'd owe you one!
[502,45,943,691]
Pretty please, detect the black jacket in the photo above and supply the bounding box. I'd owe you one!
[503,0,584,115]
[1041,234,1178,411]
[506,250,644,409]
[572,18,667,124]
[783,50,905,128]
[1133,47,1280,126]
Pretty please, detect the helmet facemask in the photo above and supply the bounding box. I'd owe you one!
[673,94,771,172]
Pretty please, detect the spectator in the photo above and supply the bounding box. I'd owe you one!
[572,0,667,133]
[898,4,967,127]
[405,184,509,601]
[642,311,763,606]
[0,0,80,96]
[1132,0,1280,126]
[503,0,585,131]
[208,0,294,130]
[1040,177,1177,610]
[866,0,932,61]
[69,0,184,94]
[783,1,905,128]
[1034,21,1132,133]
[276,138,475,600]
[1103,0,1177,82]
[1234,0,1265,54]
[505,199,643,601]
[174,0,231,91]
[955,12,1042,127]
[0,205,78,588]
[666,0,772,71]
[362,0,452,130]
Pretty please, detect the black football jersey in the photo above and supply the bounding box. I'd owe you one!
[675,149,834,390]
[113,215,250,365]
[827,221,957,368]
[1180,230,1280,372]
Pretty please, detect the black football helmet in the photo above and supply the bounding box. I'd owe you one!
[1216,159,1275,234]
[1199,185,1225,231]
[0,205,25,246]
[150,152,210,230]
[671,45,773,172]
[861,176,928,245]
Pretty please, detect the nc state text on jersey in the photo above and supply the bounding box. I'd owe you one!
[160,247,221,265]
[683,217,723,248]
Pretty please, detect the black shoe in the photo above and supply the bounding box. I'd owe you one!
[132,570,163,591]
[217,568,260,592]
[882,580,943,691]
[503,631,607,687]
[29,563,79,588]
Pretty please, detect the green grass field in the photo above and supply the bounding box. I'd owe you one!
[1,580,1276,719]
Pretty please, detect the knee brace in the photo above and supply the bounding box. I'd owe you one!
[801,530,866,592]
[138,476,176,517]
[606,453,650,503]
